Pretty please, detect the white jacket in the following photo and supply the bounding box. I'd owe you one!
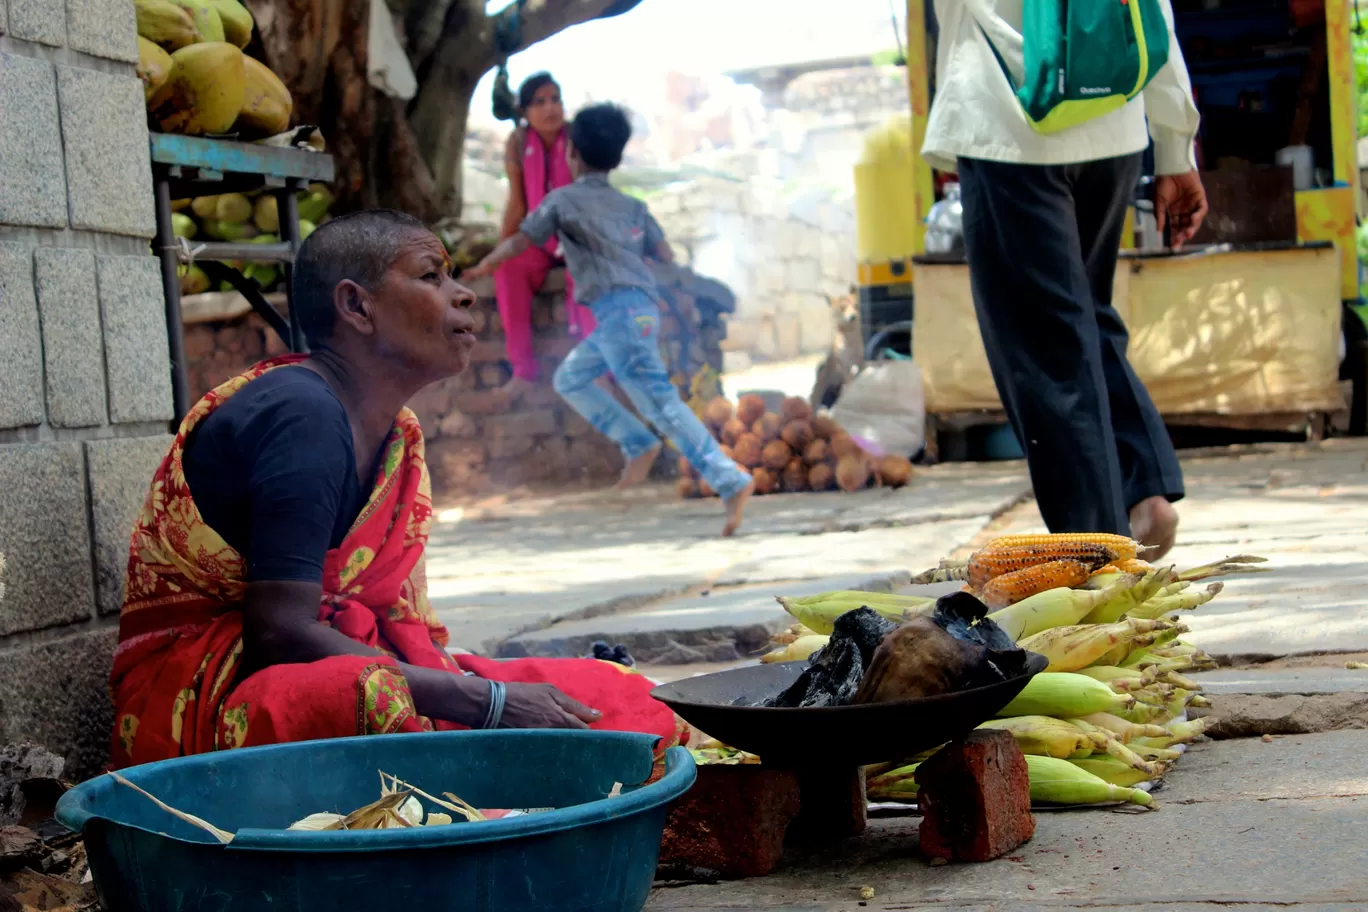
[922,0,1202,176]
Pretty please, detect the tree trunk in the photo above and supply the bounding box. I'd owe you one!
[245,0,444,221]
[243,0,647,222]
[408,41,491,214]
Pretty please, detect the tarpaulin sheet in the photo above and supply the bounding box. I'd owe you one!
[913,246,1345,416]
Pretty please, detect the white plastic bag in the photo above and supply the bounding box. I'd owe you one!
[828,361,926,458]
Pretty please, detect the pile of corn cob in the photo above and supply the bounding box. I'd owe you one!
[757,533,1267,809]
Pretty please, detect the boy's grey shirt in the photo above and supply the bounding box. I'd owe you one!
[519,172,667,306]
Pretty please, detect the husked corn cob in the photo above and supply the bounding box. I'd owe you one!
[1081,566,1179,624]
[981,533,1142,561]
[967,541,1120,589]
[1019,618,1170,672]
[1070,712,1170,744]
[866,763,921,801]
[1069,756,1166,788]
[1091,558,1154,577]
[775,592,934,634]
[980,560,1094,610]
[1024,755,1156,808]
[977,716,1106,760]
[998,672,1136,718]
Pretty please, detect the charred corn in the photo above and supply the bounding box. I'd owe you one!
[998,672,1137,718]
[1024,755,1156,808]
[980,560,1095,609]
[966,540,1120,589]
[980,533,1143,561]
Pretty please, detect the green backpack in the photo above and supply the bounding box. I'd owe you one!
[985,0,1172,134]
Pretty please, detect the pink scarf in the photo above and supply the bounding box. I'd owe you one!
[523,128,592,335]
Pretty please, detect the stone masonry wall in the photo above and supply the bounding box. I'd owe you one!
[651,177,856,369]
[183,268,725,498]
[0,1,174,777]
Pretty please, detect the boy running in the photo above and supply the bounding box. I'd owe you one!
[466,103,754,536]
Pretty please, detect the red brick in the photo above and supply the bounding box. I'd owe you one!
[658,765,801,879]
[915,730,1035,863]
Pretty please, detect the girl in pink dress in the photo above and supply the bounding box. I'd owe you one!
[495,72,596,400]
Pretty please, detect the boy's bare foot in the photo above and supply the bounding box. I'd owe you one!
[616,443,662,490]
[1129,495,1179,561]
[499,376,535,404]
[721,479,755,537]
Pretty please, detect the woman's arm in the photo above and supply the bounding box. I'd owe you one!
[242,580,600,728]
[500,129,528,241]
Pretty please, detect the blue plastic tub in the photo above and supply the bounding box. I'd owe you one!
[56,730,695,912]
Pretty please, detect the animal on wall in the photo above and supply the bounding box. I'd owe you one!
[810,288,863,409]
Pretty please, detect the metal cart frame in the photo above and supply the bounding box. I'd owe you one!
[149,134,335,421]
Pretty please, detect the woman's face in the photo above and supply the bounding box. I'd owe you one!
[367,231,477,380]
[524,81,564,134]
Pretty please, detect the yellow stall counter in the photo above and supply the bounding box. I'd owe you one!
[913,245,1345,418]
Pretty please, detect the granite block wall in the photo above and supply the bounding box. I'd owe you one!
[0,1,172,777]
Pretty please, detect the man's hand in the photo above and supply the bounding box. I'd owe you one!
[1154,171,1208,249]
[500,682,602,729]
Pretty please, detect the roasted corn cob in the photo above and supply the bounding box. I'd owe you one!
[980,560,1095,610]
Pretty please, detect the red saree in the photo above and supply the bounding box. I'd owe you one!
[109,356,684,769]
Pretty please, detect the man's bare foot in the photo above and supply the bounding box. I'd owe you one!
[721,479,755,537]
[616,443,662,490]
[499,376,535,404]
[1129,495,1179,561]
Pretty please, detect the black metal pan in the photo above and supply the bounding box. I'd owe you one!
[651,652,1047,767]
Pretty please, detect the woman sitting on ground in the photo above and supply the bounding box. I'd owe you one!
[108,209,683,768]
[494,72,595,402]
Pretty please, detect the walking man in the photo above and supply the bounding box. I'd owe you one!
[923,0,1208,559]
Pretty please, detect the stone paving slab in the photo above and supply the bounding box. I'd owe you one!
[428,466,1025,655]
[1191,666,1368,695]
[648,734,1368,911]
[499,573,906,663]
[988,442,1368,659]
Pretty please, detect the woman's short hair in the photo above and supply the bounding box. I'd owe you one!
[517,72,560,113]
[291,209,431,348]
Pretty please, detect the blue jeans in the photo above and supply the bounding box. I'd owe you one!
[553,288,752,499]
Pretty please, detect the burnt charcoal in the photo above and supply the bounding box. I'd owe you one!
[762,635,863,708]
[827,607,898,669]
[854,592,1030,704]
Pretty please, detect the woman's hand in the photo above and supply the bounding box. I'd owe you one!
[500,682,602,729]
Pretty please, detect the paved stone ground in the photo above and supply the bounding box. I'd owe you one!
[430,439,1368,664]
[646,733,1368,911]
[426,439,1368,909]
